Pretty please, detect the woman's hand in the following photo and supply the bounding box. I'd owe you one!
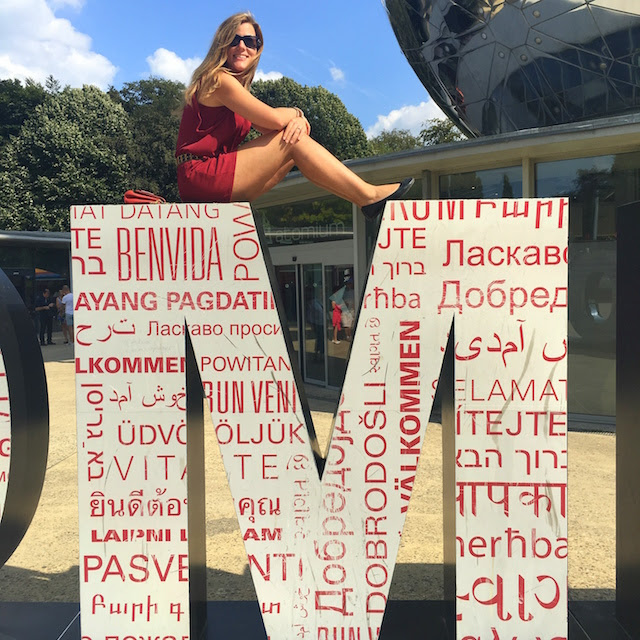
[282,115,310,144]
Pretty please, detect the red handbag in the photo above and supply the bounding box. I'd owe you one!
[123,189,166,204]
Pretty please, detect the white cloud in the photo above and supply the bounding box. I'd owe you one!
[254,70,284,82]
[146,48,202,84]
[329,66,345,83]
[48,0,85,9]
[144,49,283,85]
[366,100,448,138]
[0,0,116,89]
[0,54,36,81]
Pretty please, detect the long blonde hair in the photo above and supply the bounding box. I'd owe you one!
[184,12,263,104]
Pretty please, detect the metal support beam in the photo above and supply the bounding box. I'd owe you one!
[616,201,640,638]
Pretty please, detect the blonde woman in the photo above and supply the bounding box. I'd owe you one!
[176,12,413,219]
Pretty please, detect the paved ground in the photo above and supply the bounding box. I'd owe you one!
[0,341,616,603]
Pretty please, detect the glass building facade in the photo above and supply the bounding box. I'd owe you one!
[255,196,357,389]
[255,112,640,422]
[537,152,640,416]
[4,116,639,423]
[376,0,640,419]
[437,150,640,417]
[0,234,71,314]
[439,166,523,199]
[256,195,353,248]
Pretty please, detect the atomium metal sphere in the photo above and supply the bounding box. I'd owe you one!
[384,0,640,137]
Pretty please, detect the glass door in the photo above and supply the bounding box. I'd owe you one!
[325,265,353,387]
[301,264,326,384]
[274,261,354,388]
[274,265,300,371]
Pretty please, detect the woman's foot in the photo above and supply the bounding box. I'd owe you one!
[361,178,415,220]
[368,183,401,204]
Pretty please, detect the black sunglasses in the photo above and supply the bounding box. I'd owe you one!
[230,34,262,50]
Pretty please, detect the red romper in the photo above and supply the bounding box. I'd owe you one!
[176,98,252,203]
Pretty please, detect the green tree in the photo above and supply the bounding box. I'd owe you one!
[0,85,131,231]
[0,78,47,148]
[367,128,421,155]
[418,118,465,146]
[45,75,62,95]
[108,77,185,202]
[251,77,370,160]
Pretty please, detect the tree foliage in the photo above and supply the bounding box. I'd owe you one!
[108,77,185,202]
[418,118,465,146]
[0,78,47,148]
[367,128,421,155]
[261,195,352,230]
[366,119,465,157]
[0,85,131,231]
[251,77,370,160]
[0,74,471,232]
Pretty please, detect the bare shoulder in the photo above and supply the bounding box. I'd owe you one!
[200,72,244,107]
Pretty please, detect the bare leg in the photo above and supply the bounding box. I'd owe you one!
[259,157,296,196]
[232,131,398,206]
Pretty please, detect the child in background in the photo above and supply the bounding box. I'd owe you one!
[331,299,342,345]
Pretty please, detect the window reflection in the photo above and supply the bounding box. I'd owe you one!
[256,196,353,247]
[384,0,640,136]
[0,245,70,316]
[325,265,354,388]
[536,151,640,417]
[302,265,325,384]
[274,265,299,359]
[439,166,523,199]
[274,263,355,389]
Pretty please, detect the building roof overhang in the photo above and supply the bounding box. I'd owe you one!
[0,230,71,247]
[254,112,640,207]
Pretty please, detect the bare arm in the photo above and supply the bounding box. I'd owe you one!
[201,72,297,131]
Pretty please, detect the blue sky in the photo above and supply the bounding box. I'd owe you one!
[0,0,446,137]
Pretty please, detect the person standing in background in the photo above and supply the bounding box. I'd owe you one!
[56,289,71,344]
[331,296,342,345]
[34,287,55,346]
[60,285,74,344]
[341,276,355,341]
